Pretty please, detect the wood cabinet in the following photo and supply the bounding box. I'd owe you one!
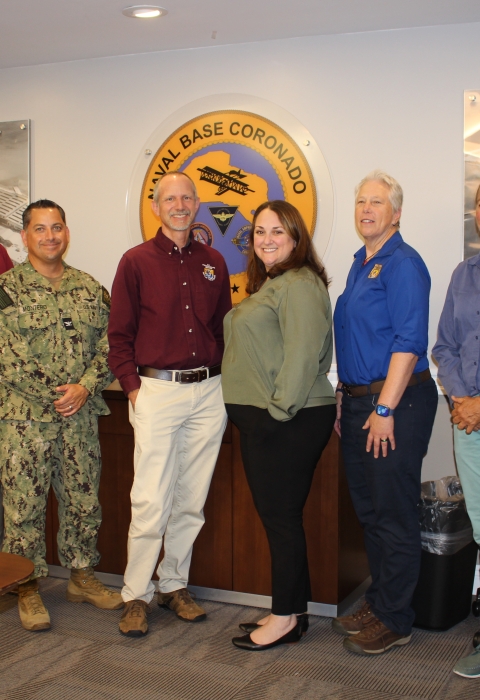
[46,390,369,607]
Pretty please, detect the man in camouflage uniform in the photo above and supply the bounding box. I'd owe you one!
[0,199,122,631]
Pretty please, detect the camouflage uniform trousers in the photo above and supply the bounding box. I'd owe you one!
[0,410,102,579]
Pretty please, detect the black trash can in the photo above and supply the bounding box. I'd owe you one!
[412,476,479,631]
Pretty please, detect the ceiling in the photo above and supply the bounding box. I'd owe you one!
[1,0,480,70]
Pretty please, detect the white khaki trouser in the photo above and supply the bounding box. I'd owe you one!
[122,373,227,603]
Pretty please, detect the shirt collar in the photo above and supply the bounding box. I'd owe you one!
[353,230,403,261]
[23,260,88,294]
[153,227,192,254]
[23,259,68,285]
[467,252,480,268]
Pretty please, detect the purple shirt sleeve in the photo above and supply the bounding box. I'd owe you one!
[108,255,142,395]
[433,256,480,399]
[0,246,14,275]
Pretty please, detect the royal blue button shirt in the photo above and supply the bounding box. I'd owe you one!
[334,231,431,386]
[433,253,480,399]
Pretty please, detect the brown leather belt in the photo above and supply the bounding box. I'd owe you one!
[342,368,431,398]
[138,365,221,384]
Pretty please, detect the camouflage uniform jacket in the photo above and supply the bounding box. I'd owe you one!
[0,260,113,422]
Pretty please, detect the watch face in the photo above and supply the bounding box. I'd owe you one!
[376,405,390,417]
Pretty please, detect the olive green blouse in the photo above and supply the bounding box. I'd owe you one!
[221,267,335,422]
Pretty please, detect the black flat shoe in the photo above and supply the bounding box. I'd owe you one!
[232,625,302,651]
[239,613,309,635]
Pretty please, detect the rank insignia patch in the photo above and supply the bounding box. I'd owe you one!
[368,264,383,279]
[62,316,75,330]
[202,264,216,281]
[0,287,14,310]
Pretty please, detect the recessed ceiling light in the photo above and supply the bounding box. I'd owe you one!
[122,6,167,19]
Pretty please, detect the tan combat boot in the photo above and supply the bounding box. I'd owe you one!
[18,579,51,631]
[67,567,123,609]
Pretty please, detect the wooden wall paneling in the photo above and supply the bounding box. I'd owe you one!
[96,392,135,575]
[304,432,341,604]
[232,423,272,595]
[337,449,370,601]
[190,421,234,590]
[232,425,368,605]
[44,393,368,610]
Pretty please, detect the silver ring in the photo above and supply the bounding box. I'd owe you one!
[69,405,73,409]
[380,438,388,443]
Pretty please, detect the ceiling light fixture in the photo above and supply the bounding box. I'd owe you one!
[122,6,167,19]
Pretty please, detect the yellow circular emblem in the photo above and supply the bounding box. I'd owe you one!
[140,110,318,303]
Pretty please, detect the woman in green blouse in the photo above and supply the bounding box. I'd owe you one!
[222,201,336,651]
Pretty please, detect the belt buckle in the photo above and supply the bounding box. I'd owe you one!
[179,370,195,384]
[179,369,207,384]
[343,384,353,397]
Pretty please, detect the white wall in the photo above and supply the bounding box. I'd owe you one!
[1,22,477,478]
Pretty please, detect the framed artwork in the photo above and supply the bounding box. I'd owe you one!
[464,92,480,259]
[0,120,30,265]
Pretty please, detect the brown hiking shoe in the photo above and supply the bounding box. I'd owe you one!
[18,579,51,631]
[343,617,411,655]
[119,600,149,637]
[67,567,123,610]
[332,601,375,636]
[157,588,206,622]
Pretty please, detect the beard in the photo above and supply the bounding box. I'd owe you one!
[167,210,195,231]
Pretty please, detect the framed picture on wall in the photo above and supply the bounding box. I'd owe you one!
[464,92,480,260]
[0,120,30,266]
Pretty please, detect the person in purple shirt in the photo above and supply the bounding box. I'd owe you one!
[433,202,480,678]
[108,171,231,637]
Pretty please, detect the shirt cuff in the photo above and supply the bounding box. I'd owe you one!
[120,373,141,396]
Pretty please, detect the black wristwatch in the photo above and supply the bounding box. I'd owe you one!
[375,404,395,417]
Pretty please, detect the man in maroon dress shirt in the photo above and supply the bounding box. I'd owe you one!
[108,171,231,636]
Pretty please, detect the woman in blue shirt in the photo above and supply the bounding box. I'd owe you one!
[333,170,437,655]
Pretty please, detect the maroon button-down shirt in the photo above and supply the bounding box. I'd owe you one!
[108,229,232,395]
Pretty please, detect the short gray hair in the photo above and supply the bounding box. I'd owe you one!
[355,169,403,213]
[152,170,198,203]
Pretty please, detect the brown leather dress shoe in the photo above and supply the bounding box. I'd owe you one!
[332,601,375,636]
[157,588,206,622]
[119,599,149,637]
[343,617,411,655]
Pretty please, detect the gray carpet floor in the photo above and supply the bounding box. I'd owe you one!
[1,577,479,699]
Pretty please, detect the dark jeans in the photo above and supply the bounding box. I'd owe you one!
[226,403,336,615]
[340,379,438,635]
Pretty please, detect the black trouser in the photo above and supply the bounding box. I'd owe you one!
[226,403,336,615]
[340,379,438,636]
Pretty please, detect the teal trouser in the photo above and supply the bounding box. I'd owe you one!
[0,412,102,578]
[454,426,480,546]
